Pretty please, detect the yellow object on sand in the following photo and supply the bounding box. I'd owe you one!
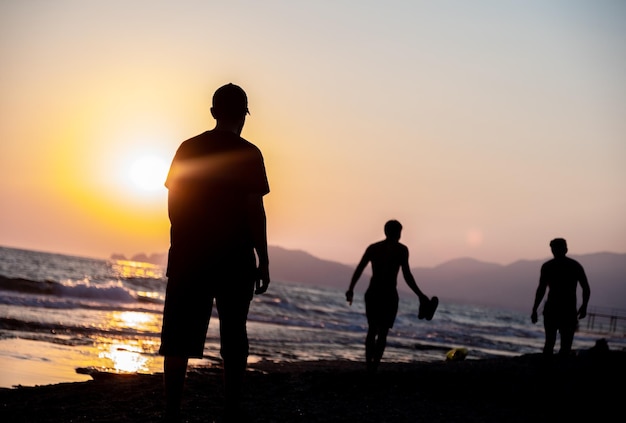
[446,348,468,361]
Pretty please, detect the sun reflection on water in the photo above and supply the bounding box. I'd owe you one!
[99,342,149,373]
[119,311,154,328]
[95,311,163,374]
[111,259,164,279]
[106,310,161,333]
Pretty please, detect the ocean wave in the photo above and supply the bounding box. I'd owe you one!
[0,276,56,295]
[0,274,163,305]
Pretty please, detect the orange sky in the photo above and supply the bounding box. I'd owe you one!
[1,1,625,267]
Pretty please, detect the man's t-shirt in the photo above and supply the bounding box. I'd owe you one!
[540,256,586,318]
[165,130,269,277]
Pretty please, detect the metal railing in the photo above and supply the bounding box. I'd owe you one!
[585,307,626,334]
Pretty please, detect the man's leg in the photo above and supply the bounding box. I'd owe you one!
[216,293,252,413]
[370,296,395,370]
[559,327,575,356]
[365,326,377,372]
[373,327,389,368]
[543,321,557,356]
[164,355,188,421]
[160,274,214,421]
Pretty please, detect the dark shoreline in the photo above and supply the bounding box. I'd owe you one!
[1,352,624,422]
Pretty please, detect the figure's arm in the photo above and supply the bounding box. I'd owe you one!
[401,256,428,303]
[531,269,547,324]
[346,251,369,305]
[247,195,269,294]
[578,266,591,319]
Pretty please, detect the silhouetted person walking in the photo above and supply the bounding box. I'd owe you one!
[531,238,590,357]
[346,220,437,372]
[159,83,270,422]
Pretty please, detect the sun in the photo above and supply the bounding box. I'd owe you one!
[128,155,169,192]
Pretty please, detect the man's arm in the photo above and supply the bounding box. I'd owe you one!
[247,194,269,294]
[578,265,590,319]
[531,268,548,323]
[346,250,370,305]
[401,263,428,302]
[400,248,428,302]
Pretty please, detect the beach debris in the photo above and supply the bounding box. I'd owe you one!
[445,347,468,361]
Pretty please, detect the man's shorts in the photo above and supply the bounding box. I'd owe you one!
[364,289,399,329]
[543,306,578,333]
[159,268,255,358]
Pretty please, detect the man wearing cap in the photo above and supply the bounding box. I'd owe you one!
[159,83,270,421]
[531,238,590,357]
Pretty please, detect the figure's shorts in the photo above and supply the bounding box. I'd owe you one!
[159,266,255,359]
[543,307,579,334]
[364,289,399,329]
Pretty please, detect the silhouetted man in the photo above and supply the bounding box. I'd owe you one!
[531,238,590,357]
[346,220,437,372]
[159,83,270,422]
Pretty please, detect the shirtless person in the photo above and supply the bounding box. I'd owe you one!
[346,220,437,372]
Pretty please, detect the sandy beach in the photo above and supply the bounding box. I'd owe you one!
[1,349,623,423]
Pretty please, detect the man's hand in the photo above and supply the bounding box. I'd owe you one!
[345,289,354,306]
[254,264,270,295]
[577,306,587,319]
[531,310,538,324]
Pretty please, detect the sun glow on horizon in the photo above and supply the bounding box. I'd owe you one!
[128,155,169,193]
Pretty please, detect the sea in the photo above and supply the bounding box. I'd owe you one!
[1,245,624,389]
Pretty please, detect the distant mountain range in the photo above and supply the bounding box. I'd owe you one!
[114,246,626,312]
[268,247,626,312]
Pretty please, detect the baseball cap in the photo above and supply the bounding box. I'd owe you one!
[212,83,250,117]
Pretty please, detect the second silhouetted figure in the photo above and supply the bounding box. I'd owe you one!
[531,238,590,357]
[346,220,437,372]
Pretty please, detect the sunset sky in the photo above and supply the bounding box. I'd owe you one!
[1,1,624,268]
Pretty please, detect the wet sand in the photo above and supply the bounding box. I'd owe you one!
[0,351,623,422]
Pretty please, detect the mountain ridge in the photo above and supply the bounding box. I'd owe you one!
[115,247,626,312]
